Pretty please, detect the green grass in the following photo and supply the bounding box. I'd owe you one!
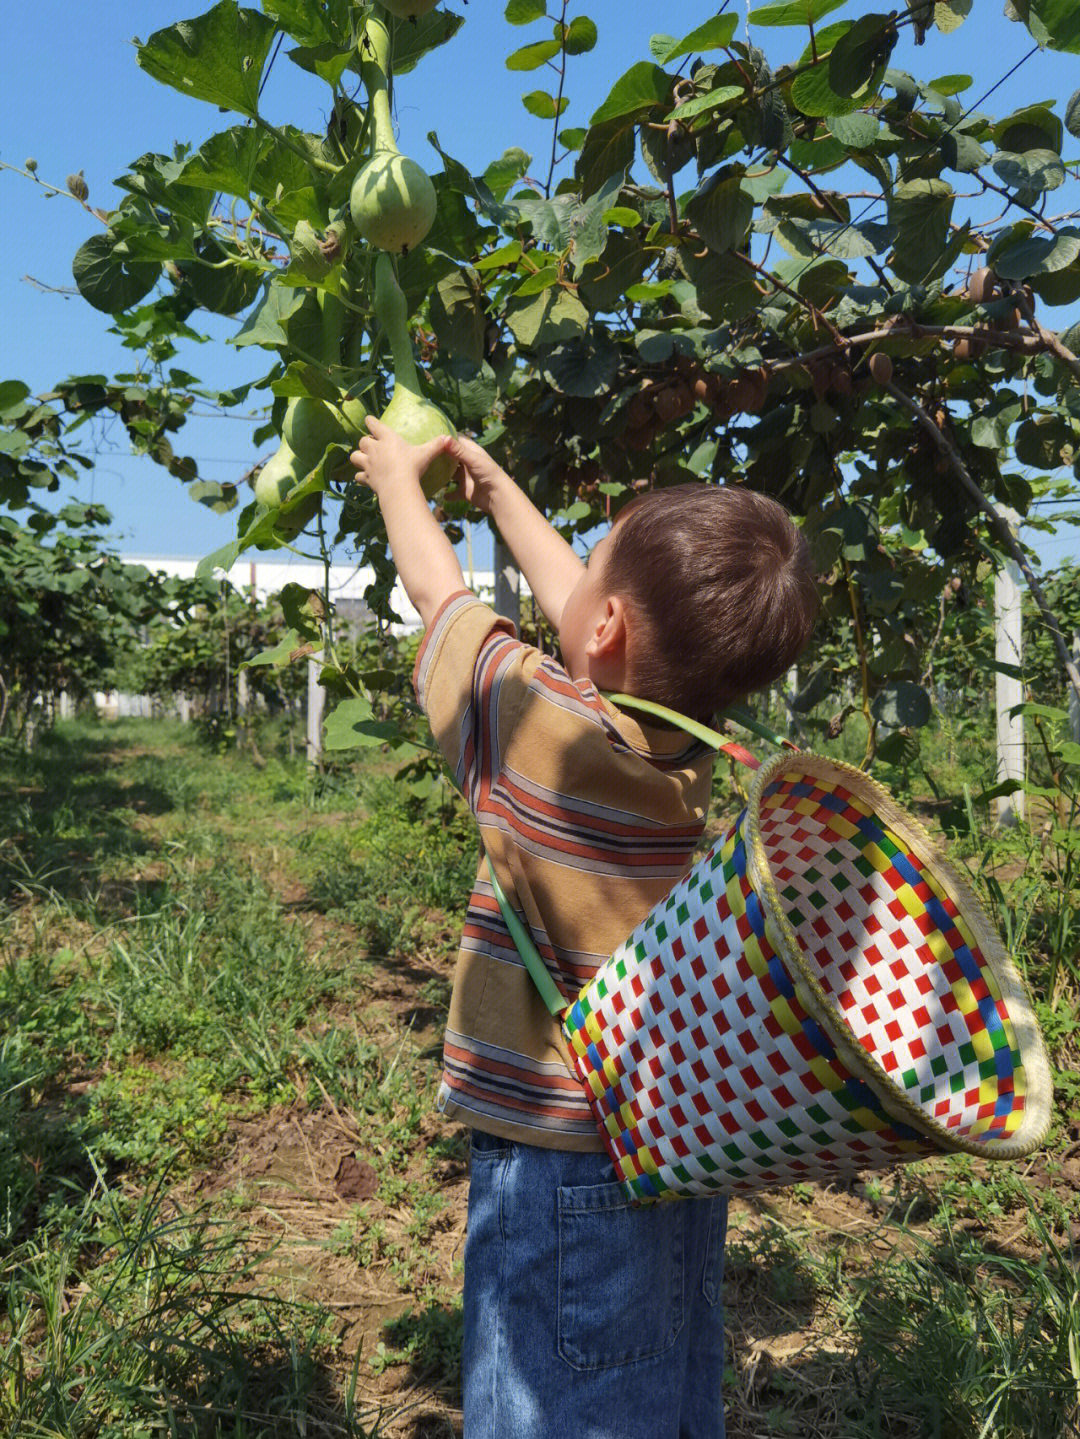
[1,714,1078,1437]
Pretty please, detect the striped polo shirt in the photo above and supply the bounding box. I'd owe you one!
[414,591,713,1150]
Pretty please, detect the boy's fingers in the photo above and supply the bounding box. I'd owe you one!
[364,413,387,436]
[414,434,454,469]
[453,434,485,462]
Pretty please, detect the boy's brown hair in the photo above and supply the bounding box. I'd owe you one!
[601,483,818,721]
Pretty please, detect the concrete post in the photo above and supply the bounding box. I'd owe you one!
[493,535,520,628]
[994,534,1025,826]
[307,657,325,765]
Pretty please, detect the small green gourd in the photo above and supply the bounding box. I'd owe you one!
[254,440,320,539]
[374,252,456,496]
[349,14,437,254]
[282,396,353,472]
[254,440,304,509]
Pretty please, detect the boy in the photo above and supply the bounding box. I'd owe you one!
[350,418,818,1438]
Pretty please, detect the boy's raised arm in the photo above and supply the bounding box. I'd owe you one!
[350,418,466,631]
[450,436,585,631]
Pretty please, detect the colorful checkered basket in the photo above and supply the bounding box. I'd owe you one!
[560,749,1053,1203]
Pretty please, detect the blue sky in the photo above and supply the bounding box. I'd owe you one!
[1,1,1077,569]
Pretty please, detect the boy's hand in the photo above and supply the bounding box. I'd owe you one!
[350,415,455,497]
[447,435,512,516]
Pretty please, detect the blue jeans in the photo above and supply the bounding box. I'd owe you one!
[463,1131,727,1439]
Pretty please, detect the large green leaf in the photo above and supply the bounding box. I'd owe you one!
[72,234,160,315]
[184,237,263,315]
[575,116,637,197]
[1015,413,1075,468]
[748,0,846,23]
[827,14,897,98]
[384,10,465,73]
[778,217,894,260]
[872,682,931,729]
[992,149,1066,193]
[827,112,880,148]
[561,17,598,55]
[541,334,620,396]
[669,84,744,123]
[504,287,589,347]
[933,0,972,35]
[577,231,650,311]
[176,127,322,227]
[287,42,353,89]
[650,15,738,64]
[686,171,754,253]
[1030,259,1080,305]
[261,0,337,47]
[679,249,760,322]
[888,178,954,283]
[590,62,672,126]
[430,269,487,365]
[323,697,400,750]
[233,280,305,349]
[994,226,1080,280]
[993,105,1063,156]
[791,57,864,118]
[1008,0,1080,53]
[505,0,547,23]
[136,2,278,119]
[506,38,561,69]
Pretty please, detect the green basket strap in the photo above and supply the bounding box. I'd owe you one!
[486,859,567,1019]
[485,696,794,1021]
[603,692,794,761]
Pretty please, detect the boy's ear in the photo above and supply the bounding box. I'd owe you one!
[585,596,628,661]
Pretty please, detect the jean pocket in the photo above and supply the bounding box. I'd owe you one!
[557,1182,685,1371]
[470,1129,510,1161]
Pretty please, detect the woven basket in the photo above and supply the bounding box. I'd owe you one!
[563,751,1053,1202]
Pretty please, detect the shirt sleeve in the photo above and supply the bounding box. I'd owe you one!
[413,591,537,814]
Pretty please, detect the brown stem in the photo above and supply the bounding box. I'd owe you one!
[760,323,1045,376]
[731,250,848,345]
[842,555,876,767]
[883,380,1080,708]
[920,585,949,690]
[664,126,681,236]
[1009,283,1080,391]
[774,152,895,293]
[544,0,570,200]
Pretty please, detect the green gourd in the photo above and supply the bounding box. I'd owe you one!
[254,440,321,539]
[282,396,352,471]
[254,440,304,508]
[374,252,457,497]
[349,14,437,254]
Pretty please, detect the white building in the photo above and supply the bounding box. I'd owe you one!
[121,554,509,634]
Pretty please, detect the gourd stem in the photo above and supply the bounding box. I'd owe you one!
[374,253,421,396]
[359,15,396,154]
[319,290,345,369]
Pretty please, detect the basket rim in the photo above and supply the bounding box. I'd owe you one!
[744,750,1054,1162]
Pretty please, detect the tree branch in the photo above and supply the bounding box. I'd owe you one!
[1009,282,1080,392]
[883,380,1080,708]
